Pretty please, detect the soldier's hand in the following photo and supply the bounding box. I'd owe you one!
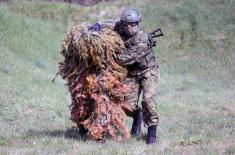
[152,39,157,47]
[88,23,102,32]
[149,34,157,47]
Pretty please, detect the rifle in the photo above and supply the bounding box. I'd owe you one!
[150,28,164,38]
[149,28,164,47]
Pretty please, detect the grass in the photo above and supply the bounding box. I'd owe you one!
[0,0,234,154]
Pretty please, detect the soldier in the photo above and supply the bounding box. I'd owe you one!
[116,8,159,144]
[86,8,160,144]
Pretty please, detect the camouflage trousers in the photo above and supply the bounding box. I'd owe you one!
[124,67,160,127]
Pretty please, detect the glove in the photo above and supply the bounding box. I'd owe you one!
[88,23,102,32]
[149,34,157,47]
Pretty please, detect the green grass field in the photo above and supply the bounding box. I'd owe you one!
[0,0,234,154]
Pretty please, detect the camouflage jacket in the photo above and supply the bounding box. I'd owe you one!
[101,20,158,77]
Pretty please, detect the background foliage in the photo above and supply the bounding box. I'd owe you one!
[0,0,234,154]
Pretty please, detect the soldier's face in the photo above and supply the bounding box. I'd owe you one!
[123,22,139,36]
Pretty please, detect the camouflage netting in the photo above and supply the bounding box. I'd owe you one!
[58,24,133,141]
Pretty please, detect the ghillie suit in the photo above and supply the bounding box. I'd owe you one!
[58,24,133,141]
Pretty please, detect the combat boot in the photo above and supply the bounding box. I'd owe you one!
[131,112,143,137]
[79,125,88,139]
[146,126,157,144]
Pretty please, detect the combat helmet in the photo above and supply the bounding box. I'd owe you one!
[120,8,142,23]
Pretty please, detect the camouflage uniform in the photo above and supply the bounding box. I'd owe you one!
[114,23,160,127]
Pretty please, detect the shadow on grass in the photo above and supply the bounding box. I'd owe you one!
[26,127,85,140]
[26,128,148,142]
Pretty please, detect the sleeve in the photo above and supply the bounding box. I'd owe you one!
[102,20,115,28]
[115,41,150,66]
[99,19,119,29]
